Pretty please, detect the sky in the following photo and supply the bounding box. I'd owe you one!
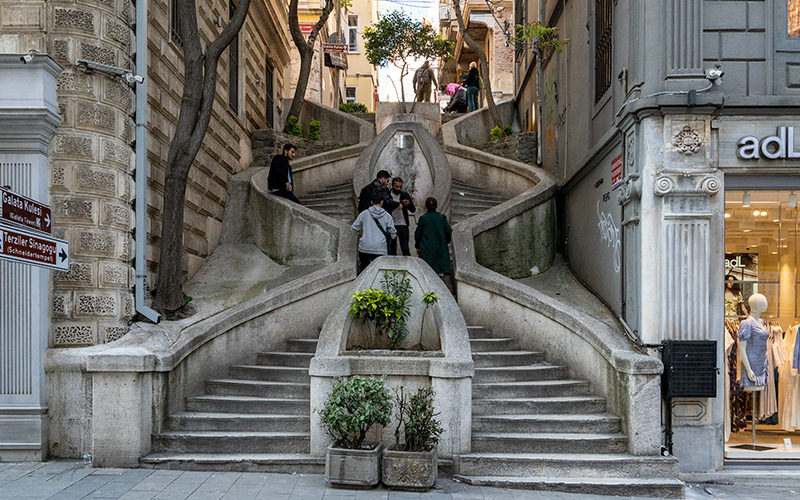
[375,0,440,103]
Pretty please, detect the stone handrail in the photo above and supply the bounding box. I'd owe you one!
[280,98,375,145]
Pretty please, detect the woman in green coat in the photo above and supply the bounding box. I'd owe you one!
[415,197,452,274]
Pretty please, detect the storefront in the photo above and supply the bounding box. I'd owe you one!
[721,120,800,460]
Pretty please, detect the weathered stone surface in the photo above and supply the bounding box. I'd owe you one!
[56,71,94,95]
[102,202,129,227]
[53,197,95,222]
[53,8,95,33]
[52,293,69,317]
[102,139,130,167]
[80,42,115,66]
[76,293,117,316]
[103,324,129,343]
[54,135,94,159]
[77,102,116,132]
[53,324,95,345]
[77,166,115,194]
[54,261,94,285]
[105,19,129,47]
[101,262,128,286]
[79,230,116,255]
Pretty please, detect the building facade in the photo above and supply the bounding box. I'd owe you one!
[0,0,291,459]
[517,0,800,472]
[343,0,378,112]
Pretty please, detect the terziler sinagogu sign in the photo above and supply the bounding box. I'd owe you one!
[737,126,800,160]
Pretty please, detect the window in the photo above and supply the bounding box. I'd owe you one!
[228,1,239,113]
[345,86,357,103]
[265,59,274,129]
[348,15,359,52]
[791,0,800,37]
[170,0,184,48]
[594,0,612,103]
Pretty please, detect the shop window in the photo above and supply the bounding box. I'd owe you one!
[345,86,357,103]
[348,15,359,52]
[791,0,800,37]
[228,1,240,113]
[724,189,800,459]
[170,0,184,48]
[594,0,612,103]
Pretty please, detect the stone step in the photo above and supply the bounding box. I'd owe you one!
[472,380,590,399]
[469,337,519,352]
[140,453,325,474]
[168,413,309,432]
[152,431,309,454]
[286,338,319,353]
[185,395,310,414]
[453,475,684,499]
[206,379,309,399]
[452,200,505,210]
[229,365,310,383]
[473,365,567,383]
[472,351,546,367]
[472,396,607,415]
[457,452,679,478]
[467,326,492,338]
[472,414,621,434]
[256,352,314,367]
[471,432,628,454]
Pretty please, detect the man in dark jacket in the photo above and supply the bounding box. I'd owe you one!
[387,177,415,256]
[358,170,399,214]
[268,143,299,203]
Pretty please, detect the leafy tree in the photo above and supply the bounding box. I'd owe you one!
[286,0,351,128]
[154,0,250,314]
[363,11,453,110]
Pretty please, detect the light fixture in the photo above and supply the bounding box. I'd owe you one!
[753,210,760,216]
[743,229,751,233]
[724,212,731,218]
[742,192,751,207]
[774,219,780,223]
[790,192,797,208]
[760,211,768,216]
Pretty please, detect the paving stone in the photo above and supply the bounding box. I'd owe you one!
[130,470,181,491]
[150,471,210,500]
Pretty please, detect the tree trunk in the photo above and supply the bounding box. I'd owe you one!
[153,0,251,314]
[287,0,335,126]
[453,0,503,128]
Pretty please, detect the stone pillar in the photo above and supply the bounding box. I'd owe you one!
[0,54,62,461]
[664,0,704,80]
[638,115,725,472]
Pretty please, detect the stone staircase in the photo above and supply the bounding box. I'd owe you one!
[300,182,355,223]
[140,338,324,473]
[454,326,684,499]
[450,179,507,224]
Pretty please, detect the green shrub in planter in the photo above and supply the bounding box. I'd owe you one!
[504,125,513,137]
[348,270,412,348]
[284,115,302,136]
[308,119,321,141]
[489,125,504,141]
[319,375,393,449]
[392,387,442,452]
[339,102,368,113]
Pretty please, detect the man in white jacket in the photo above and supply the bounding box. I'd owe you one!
[351,192,397,273]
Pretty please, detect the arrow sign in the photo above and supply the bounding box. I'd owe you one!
[0,222,69,271]
[1,187,52,234]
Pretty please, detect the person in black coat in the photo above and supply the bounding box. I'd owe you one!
[357,170,399,214]
[465,61,481,112]
[387,177,416,256]
[268,143,299,203]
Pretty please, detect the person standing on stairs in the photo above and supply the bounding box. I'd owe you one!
[415,197,452,275]
[351,192,397,273]
[388,177,415,256]
[358,170,399,214]
[465,62,481,113]
[268,143,299,203]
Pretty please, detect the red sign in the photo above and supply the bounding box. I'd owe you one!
[0,223,69,271]
[323,43,348,53]
[299,23,315,34]
[611,153,623,189]
[1,187,52,234]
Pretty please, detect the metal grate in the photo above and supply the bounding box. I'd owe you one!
[594,0,613,103]
[662,340,717,398]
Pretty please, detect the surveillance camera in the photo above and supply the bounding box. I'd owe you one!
[76,59,129,77]
[705,66,724,81]
[20,54,33,64]
[123,73,144,85]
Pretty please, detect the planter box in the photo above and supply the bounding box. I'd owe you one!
[381,445,437,491]
[325,442,383,488]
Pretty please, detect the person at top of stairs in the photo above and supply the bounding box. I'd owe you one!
[268,143,299,204]
[351,192,397,273]
[387,176,415,256]
[357,169,399,213]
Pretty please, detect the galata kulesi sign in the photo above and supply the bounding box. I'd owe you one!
[737,126,800,160]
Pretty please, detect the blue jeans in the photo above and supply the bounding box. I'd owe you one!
[466,86,480,112]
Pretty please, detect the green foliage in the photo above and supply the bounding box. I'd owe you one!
[339,102,368,113]
[348,270,413,348]
[504,126,513,137]
[393,387,443,452]
[363,11,453,70]
[512,21,569,54]
[490,126,505,141]
[319,376,392,449]
[308,119,321,141]
[284,115,302,136]
[380,270,413,348]
[419,291,439,339]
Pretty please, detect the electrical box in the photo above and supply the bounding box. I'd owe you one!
[662,340,717,398]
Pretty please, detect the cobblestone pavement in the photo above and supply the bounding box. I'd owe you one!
[1,462,799,500]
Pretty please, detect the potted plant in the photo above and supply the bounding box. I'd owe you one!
[348,270,412,348]
[319,375,393,487]
[382,387,443,491]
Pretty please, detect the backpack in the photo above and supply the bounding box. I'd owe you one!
[416,66,431,85]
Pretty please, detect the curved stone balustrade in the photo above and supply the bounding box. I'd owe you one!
[309,256,473,459]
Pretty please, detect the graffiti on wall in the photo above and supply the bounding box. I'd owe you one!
[597,201,621,273]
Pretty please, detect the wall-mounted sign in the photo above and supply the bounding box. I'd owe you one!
[299,23,315,34]
[611,154,623,189]
[737,126,800,160]
[0,222,69,271]
[1,187,52,234]
[323,43,348,53]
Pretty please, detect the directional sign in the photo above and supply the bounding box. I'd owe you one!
[323,43,348,53]
[1,187,52,234]
[0,222,69,271]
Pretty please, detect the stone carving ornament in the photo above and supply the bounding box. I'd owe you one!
[654,173,720,197]
[672,125,702,155]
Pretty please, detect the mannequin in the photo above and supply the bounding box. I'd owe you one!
[739,293,770,390]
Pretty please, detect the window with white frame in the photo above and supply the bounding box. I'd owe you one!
[345,86,357,103]
[348,15,359,52]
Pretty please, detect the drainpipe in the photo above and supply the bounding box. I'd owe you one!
[535,0,544,166]
[134,0,161,323]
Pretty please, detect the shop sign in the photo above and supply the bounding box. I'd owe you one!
[610,154,623,189]
[737,126,800,160]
